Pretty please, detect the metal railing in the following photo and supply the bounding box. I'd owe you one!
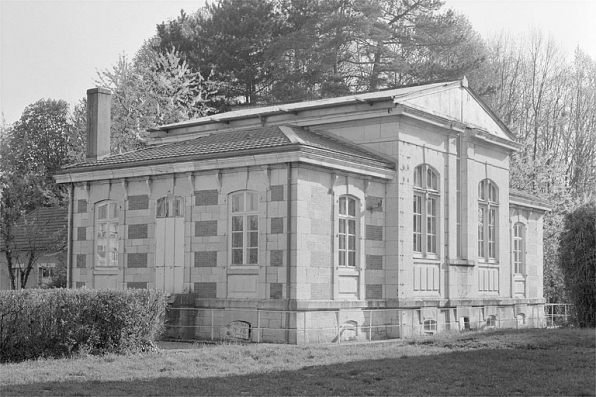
[161,304,569,344]
[543,303,574,328]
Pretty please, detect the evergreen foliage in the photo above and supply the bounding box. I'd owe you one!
[558,202,596,327]
[154,0,484,104]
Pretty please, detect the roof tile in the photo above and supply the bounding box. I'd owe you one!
[62,126,394,172]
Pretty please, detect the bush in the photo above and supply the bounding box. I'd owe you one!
[559,201,596,328]
[0,288,167,363]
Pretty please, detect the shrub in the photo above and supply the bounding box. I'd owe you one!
[0,288,167,363]
[559,201,596,328]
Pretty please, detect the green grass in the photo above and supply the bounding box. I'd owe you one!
[1,328,594,396]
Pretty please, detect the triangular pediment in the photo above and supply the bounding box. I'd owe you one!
[394,81,515,141]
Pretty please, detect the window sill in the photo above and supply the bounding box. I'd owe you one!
[478,260,499,266]
[94,267,119,275]
[227,266,259,275]
[414,256,441,264]
[449,259,475,266]
[338,267,359,275]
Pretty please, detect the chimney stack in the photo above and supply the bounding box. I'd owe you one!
[86,87,111,162]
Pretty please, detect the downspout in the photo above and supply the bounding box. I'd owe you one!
[67,183,74,288]
[286,162,293,343]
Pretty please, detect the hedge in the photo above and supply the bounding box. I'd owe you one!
[0,288,167,363]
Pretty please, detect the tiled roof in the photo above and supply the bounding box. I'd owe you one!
[61,125,395,173]
[0,207,68,252]
[509,189,551,210]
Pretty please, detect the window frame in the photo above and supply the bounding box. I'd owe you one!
[95,201,120,268]
[413,164,440,258]
[156,195,185,218]
[424,319,437,334]
[513,222,525,275]
[229,191,259,267]
[338,195,358,268]
[478,179,498,263]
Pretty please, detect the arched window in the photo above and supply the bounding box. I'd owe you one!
[478,179,498,261]
[156,195,184,218]
[486,315,497,327]
[413,165,439,256]
[96,201,119,267]
[513,223,525,275]
[424,319,437,333]
[339,196,358,267]
[230,191,259,266]
[516,313,526,326]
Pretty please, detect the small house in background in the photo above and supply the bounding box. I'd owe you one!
[55,81,550,343]
[0,206,68,290]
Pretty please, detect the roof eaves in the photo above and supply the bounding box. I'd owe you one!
[471,129,522,152]
[148,88,437,133]
[57,144,301,175]
[300,146,395,170]
[509,189,551,212]
[304,127,398,167]
[394,104,467,132]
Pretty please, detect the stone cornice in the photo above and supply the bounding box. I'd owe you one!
[55,151,395,184]
[470,128,522,152]
[393,104,467,134]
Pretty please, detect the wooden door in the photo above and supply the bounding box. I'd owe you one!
[155,196,185,294]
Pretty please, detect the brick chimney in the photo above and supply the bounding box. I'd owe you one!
[86,87,111,162]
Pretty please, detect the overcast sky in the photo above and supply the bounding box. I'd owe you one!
[1,0,595,125]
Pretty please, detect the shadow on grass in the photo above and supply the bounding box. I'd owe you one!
[2,347,594,397]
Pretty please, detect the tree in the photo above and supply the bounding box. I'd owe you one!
[0,99,76,289]
[156,0,282,105]
[468,31,596,305]
[558,202,596,327]
[0,208,67,289]
[96,46,222,153]
[266,0,485,101]
[154,0,485,104]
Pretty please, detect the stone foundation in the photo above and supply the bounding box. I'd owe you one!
[162,296,546,344]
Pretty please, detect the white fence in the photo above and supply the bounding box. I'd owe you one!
[162,303,573,344]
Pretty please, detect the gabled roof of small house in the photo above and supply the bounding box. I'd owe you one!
[60,125,395,173]
[0,206,68,252]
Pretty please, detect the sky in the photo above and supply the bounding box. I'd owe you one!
[1,0,595,125]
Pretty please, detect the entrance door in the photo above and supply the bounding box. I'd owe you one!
[155,196,185,293]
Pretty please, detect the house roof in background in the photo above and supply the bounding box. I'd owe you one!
[1,207,68,252]
[60,125,395,173]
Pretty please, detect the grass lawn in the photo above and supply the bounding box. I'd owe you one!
[1,328,594,396]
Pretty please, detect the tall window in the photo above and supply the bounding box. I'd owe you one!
[96,201,119,267]
[230,191,259,266]
[413,164,439,256]
[339,196,358,267]
[513,223,525,274]
[157,195,184,218]
[478,179,498,261]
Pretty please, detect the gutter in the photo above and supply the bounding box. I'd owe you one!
[286,162,292,343]
[67,183,74,288]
